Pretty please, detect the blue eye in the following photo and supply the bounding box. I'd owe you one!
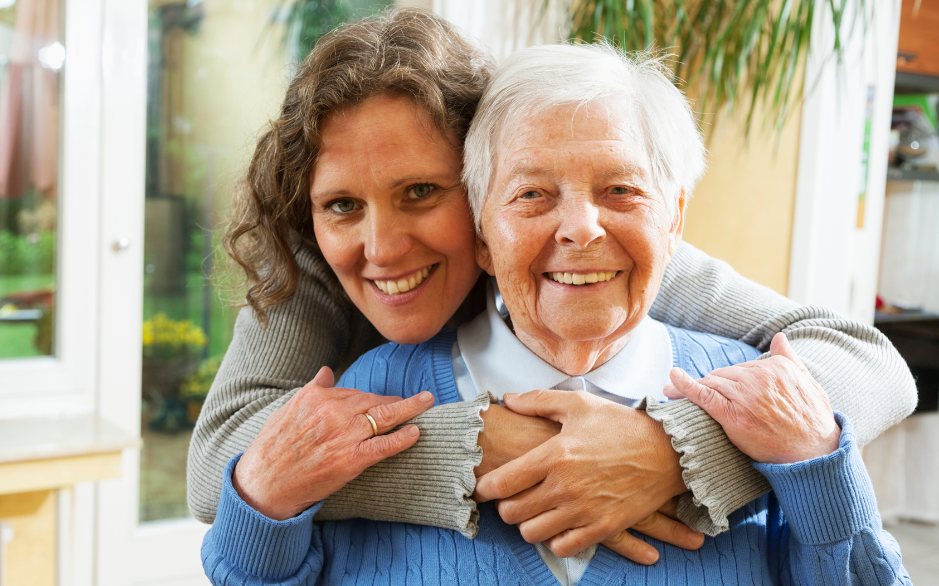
[520,190,540,199]
[408,184,435,199]
[328,199,357,213]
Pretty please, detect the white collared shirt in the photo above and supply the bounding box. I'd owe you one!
[451,280,673,586]
[453,280,673,404]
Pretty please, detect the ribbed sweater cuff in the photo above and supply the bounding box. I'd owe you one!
[641,397,770,536]
[208,454,321,580]
[754,414,879,545]
[315,391,489,538]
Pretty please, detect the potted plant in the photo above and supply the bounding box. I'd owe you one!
[141,312,207,432]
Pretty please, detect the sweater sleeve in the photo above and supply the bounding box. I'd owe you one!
[202,454,324,586]
[646,242,917,535]
[187,243,487,537]
[755,414,911,585]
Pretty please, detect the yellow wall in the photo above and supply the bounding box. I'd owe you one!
[683,105,803,296]
[0,490,56,586]
[159,0,289,212]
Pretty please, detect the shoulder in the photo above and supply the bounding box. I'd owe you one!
[664,324,761,378]
[336,329,459,401]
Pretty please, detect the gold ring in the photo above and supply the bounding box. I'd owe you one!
[364,412,379,438]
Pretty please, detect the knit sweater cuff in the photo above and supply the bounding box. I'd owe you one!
[754,414,879,545]
[315,391,489,538]
[206,453,322,580]
[641,397,770,536]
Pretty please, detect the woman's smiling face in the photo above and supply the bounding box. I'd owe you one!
[310,94,481,345]
[476,102,686,374]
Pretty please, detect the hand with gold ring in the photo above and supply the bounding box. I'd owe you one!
[363,412,379,437]
[233,366,435,520]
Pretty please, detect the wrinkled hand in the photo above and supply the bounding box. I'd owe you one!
[664,333,841,465]
[474,390,702,564]
[233,367,434,520]
[475,404,561,477]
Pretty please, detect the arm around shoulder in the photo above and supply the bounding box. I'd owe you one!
[755,415,911,586]
[647,242,916,535]
[202,454,325,586]
[187,245,381,523]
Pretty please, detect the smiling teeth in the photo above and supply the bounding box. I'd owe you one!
[548,271,618,285]
[374,266,432,295]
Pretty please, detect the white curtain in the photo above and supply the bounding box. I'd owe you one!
[0,0,59,200]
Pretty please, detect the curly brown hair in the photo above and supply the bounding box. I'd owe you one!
[224,8,495,324]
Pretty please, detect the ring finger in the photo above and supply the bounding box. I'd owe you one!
[346,391,435,437]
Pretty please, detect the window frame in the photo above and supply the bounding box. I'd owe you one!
[0,0,104,419]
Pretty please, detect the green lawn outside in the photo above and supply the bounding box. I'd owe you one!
[0,270,241,361]
[0,273,55,297]
[0,273,54,359]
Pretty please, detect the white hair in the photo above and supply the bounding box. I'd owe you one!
[462,43,707,229]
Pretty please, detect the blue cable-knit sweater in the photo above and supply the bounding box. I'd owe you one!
[202,326,910,585]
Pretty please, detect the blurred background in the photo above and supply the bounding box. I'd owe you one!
[0,0,936,584]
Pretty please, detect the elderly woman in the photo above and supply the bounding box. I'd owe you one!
[191,10,916,563]
[201,43,910,585]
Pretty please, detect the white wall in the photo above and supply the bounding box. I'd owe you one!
[788,0,901,323]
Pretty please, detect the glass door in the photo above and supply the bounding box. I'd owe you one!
[137,0,291,525]
[137,0,393,530]
[96,1,389,584]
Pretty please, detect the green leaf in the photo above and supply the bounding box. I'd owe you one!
[548,0,867,141]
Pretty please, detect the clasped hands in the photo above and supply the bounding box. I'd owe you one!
[234,333,840,566]
[475,333,841,565]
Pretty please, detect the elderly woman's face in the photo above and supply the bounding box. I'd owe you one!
[311,94,480,345]
[477,103,686,361]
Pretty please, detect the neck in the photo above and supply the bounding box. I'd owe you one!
[513,328,633,376]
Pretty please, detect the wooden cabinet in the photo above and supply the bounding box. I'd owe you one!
[0,416,137,586]
[897,0,939,77]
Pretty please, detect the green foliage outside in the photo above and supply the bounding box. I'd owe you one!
[275,0,393,61]
[0,231,55,275]
[181,355,224,401]
[142,312,207,361]
[0,269,55,360]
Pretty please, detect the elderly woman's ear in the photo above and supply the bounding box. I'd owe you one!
[475,233,496,276]
[665,190,689,262]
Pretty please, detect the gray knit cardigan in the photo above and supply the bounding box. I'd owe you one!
[187,241,916,537]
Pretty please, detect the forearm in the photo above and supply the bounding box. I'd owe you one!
[757,416,910,585]
[777,313,915,446]
[191,243,486,528]
[649,242,916,534]
[194,370,495,534]
[202,455,324,586]
[316,392,490,538]
[643,398,769,535]
[474,403,561,476]
[189,380,293,523]
[655,242,915,445]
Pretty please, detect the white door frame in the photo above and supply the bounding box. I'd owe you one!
[94,1,209,584]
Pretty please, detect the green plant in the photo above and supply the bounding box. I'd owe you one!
[275,0,354,60]
[142,312,207,361]
[272,0,393,60]
[180,355,223,401]
[555,0,867,137]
